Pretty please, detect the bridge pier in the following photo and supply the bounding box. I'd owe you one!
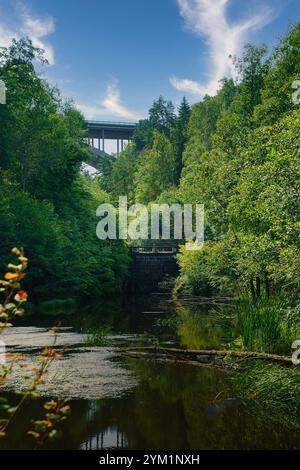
[116,139,125,155]
[102,129,105,152]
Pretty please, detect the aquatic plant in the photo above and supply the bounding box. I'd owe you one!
[85,325,111,347]
[234,361,300,430]
[235,296,299,354]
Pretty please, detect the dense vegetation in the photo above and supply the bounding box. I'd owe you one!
[103,25,300,354]
[0,24,300,440]
[0,26,299,346]
[0,39,130,304]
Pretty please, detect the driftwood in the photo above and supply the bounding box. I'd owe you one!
[169,296,233,301]
[118,351,237,370]
[115,346,293,368]
[164,296,234,307]
[171,301,232,306]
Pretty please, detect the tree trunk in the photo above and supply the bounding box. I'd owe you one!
[256,277,261,299]
[250,279,256,302]
[265,274,270,298]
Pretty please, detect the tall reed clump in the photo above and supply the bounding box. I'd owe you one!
[236,296,299,354]
[234,362,300,430]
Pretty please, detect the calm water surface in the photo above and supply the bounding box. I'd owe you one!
[1,295,299,450]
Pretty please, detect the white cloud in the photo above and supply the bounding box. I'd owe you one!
[77,81,142,121]
[0,2,55,65]
[0,23,14,48]
[170,0,275,97]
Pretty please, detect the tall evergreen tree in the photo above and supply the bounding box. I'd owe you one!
[171,97,191,182]
[133,96,176,150]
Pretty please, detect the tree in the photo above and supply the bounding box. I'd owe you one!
[228,111,300,296]
[109,142,137,205]
[135,131,176,204]
[177,28,300,301]
[0,39,130,302]
[0,39,88,205]
[133,96,176,150]
[254,24,300,125]
[149,95,175,132]
[171,97,191,182]
[232,43,270,119]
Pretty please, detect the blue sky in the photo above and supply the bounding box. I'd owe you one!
[0,0,299,121]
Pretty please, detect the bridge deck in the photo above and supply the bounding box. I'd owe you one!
[86,120,137,140]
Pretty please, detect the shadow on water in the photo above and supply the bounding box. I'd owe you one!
[1,295,300,450]
[2,360,300,450]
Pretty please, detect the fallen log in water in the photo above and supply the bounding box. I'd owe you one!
[115,346,293,367]
[118,351,237,370]
[165,296,234,306]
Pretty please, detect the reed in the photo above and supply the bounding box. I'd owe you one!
[236,296,299,354]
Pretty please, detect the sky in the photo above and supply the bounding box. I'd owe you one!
[0,0,299,122]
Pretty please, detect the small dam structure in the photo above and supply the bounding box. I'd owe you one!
[128,243,179,293]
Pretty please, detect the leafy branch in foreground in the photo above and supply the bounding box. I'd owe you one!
[0,247,28,331]
[0,248,70,445]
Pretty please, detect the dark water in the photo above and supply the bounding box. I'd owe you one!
[1,296,300,450]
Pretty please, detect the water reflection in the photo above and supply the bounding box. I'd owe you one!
[81,426,128,450]
[176,305,233,349]
[1,297,300,450]
[2,360,300,450]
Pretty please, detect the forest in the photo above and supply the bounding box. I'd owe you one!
[105,25,300,320]
[101,24,300,402]
[0,39,130,304]
[0,25,299,329]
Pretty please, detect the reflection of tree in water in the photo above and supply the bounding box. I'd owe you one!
[83,360,300,450]
[2,360,300,449]
[122,360,231,449]
[130,361,300,449]
[81,425,127,450]
[175,305,233,350]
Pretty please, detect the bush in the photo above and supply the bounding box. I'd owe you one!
[174,242,235,297]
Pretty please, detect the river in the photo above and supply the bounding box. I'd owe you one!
[0,295,299,450]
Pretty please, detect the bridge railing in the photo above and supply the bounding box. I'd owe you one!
[86,120,137,126]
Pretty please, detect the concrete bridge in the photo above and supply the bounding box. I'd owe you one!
[86,120,136,155]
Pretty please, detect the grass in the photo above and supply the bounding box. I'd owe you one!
[234,361,300,430]
[84,325,111,347]
[235,296,299,354]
